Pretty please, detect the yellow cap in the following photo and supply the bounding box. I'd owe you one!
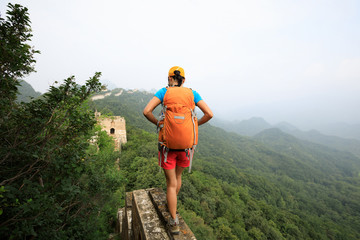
[168,66,185,78]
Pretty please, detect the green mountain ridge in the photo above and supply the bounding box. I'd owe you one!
[91,88,360,239]
[91,88,158,133]
[254,128,360,179]
[281,128,360,158]
[211,117,272,136]
[212,116,360,158]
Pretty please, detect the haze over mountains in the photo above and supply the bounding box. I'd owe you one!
[20,79,360,149]
[211,117,360,158]
[212,116,360,140]
[23,80,360,141]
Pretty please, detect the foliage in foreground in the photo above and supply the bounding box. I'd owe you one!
[0,74,125,239]
[1,4,124,239]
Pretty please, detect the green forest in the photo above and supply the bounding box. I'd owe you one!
[2,3,360,240]
[92,88,360,240]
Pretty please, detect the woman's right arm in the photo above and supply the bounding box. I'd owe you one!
[143,97,161,125]
[196,100,213,126]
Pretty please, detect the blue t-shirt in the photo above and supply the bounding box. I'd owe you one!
[154,87,202,105]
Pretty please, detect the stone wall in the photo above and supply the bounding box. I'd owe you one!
[116,188,196,240]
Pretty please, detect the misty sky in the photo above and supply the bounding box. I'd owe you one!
[1,0,360,129]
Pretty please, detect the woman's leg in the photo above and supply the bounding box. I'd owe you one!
[164,168,177,220]
[164,166,185,220]
[175,166,185,195]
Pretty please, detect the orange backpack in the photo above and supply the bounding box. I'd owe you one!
[157,87,198,172]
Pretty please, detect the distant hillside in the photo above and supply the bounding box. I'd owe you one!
[92,88,360,239]
[273,121,298,132]
[317,122,360,140]
[254,128,360,177]
[211,117,272,136]
[90,88,159,133]
[212,117,360,158]
[278,128,360,158]
[16,80,42,102]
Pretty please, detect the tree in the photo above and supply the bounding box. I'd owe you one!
[0,3,39,114]
[0,4,122,239]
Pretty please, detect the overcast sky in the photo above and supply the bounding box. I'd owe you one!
[1,0,360,129]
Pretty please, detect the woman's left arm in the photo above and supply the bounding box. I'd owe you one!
[143,97,161,125]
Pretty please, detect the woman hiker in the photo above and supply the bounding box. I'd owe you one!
[143,66,213,234]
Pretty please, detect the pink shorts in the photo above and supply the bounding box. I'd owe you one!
[158,151,190,170]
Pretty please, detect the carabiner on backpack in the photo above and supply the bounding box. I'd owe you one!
[158,143,169,172]
[185,146,196,173]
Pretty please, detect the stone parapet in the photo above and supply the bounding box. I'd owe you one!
[122,192,133,240]
[132,189,169,239]
[119,188,196,240]
[148,188,196,240]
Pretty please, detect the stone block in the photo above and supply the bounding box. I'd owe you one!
[132,189,170,239]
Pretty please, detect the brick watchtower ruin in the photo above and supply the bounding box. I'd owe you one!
[95,111,127,150]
